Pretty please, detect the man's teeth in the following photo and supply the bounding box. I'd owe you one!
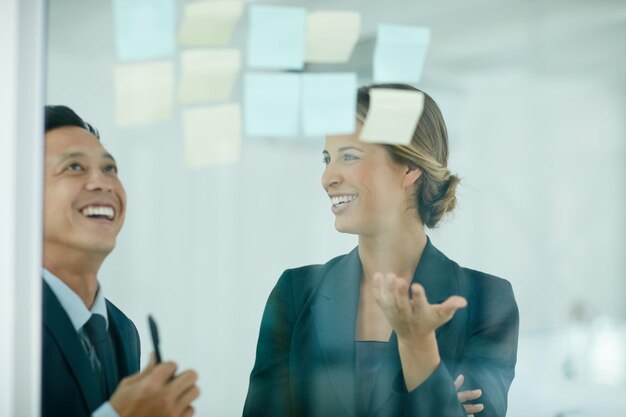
[81,206,114,219]
[331,195,357,206]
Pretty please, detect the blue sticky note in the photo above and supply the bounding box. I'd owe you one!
[244,73,301,137]
[373,24,431,84]
[301,73,357,137]
[247,5,307,70]
[112,0,176,61]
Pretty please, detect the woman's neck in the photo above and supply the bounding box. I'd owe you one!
[358,221,427,284]
[355,221,427,341]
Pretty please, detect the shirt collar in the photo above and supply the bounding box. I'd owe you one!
[42,269,109,331]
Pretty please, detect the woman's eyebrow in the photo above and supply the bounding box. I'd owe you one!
[337,146,365,152]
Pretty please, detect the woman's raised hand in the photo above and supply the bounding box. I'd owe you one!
[372,272,467,341]
[372,272,468,391]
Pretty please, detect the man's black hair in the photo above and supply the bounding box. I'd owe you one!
[44,105,100,139]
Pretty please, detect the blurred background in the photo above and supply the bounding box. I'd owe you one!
[45,0,626,415]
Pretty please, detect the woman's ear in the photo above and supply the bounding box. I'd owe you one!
[402,166,422,188]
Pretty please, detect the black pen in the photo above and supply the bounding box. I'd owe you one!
[148,314,162,364]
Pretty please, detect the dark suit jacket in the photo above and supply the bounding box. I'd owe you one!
[41,281,141,417]
[243,239,519,417]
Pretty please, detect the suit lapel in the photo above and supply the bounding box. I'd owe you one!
[42,281,103,412]
[107,302,139,377]
[367,238,462,416]
[311,248,361,417]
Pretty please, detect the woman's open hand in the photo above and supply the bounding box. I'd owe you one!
[372,272,468,391]
[373,272,467,341]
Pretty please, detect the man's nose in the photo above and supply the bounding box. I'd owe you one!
[85,169,114,192]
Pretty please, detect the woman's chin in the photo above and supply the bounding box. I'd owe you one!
[334,220,360,235]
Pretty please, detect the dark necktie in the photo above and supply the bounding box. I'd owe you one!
[83,314,120,399]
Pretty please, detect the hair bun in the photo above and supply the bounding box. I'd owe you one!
[422,172,460,228]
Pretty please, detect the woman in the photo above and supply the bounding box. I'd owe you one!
[243,84,519,417]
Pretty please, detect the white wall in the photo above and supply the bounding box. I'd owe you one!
[45,0,626,415]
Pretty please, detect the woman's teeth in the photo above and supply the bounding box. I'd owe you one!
[331,195,357,206]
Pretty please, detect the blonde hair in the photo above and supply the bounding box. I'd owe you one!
[357,84,460,228]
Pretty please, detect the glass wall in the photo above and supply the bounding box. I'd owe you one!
[45,0,626,415]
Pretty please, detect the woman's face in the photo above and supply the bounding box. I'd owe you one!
[322,123,420,236]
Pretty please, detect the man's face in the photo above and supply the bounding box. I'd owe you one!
[44,126,126,259]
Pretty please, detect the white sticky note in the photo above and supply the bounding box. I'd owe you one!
[112,0,176,61]
[114,61,174,127]
[247,5,307,70]
[178,49,241,104]
[244,73,300,137]
[183,104,242,168]
[301,73,357,137]
[359,89,425,145]
[305,11,361,64]
[178,0,244,47]
[373,24,431,84]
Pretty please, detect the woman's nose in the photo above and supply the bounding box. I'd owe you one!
[322,162,341,191]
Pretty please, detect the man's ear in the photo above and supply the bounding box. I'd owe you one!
[402,166,422,188]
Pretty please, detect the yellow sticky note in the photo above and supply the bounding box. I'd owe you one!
[178,49,241,104]
[114,61,174,127]
[359,89,425,145]
[305,11,361,64]
[183,104,242,168]
[178,0,244,47]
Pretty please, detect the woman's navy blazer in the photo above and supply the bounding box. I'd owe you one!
[243,238,519,417]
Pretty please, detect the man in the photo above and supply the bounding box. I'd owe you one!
[41,105,199,417]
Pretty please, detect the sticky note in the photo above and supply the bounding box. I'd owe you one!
[305,11,361,64]
[244,73,300,137]
[373,24,431,84]
[359,89,425,145]
[178,49,241,104]
[178,0,244,47]
[247,5,307,70]
[114,61,174,127]
[112,0,176,61]
[301,73,357,136]
[183,104,242,168]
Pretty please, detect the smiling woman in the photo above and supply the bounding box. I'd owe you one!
[243,84,519,417]
[357,84,461,230]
